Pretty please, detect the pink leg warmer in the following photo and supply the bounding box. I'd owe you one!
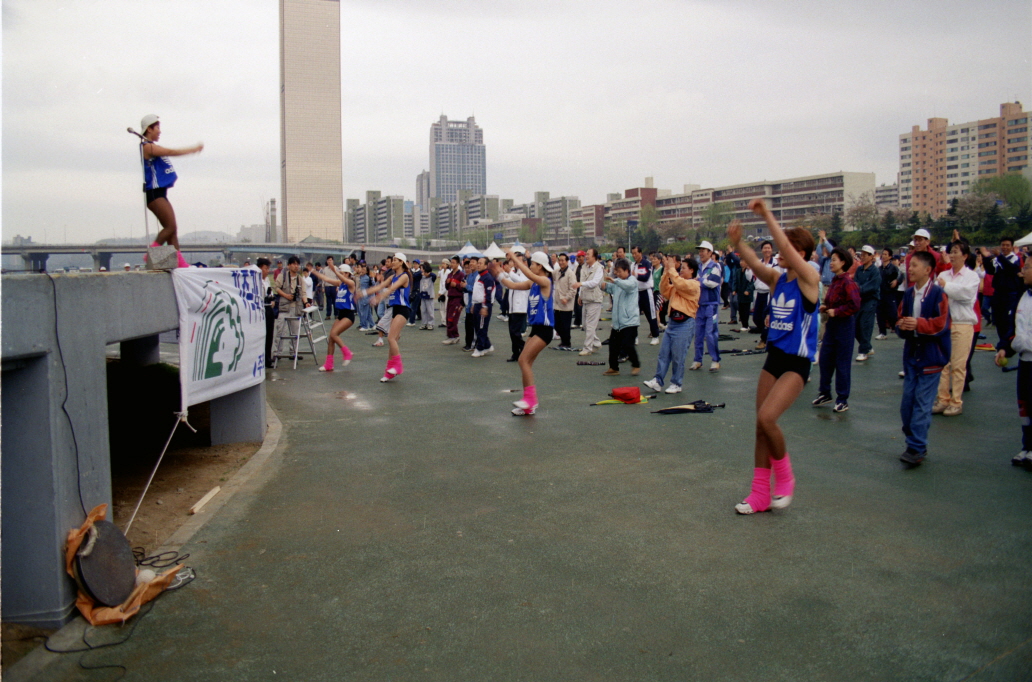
[342,345,353,361]
[322,354,334,371]
[524,385,538,408]
[176,251,190,268]
[742,468,772,512]
[771,454,794,499]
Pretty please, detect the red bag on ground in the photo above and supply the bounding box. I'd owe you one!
[610,387,641,404]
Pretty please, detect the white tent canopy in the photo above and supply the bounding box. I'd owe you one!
[483,242,506,259]
[455,241,479,256]
[1014,231,1032,247]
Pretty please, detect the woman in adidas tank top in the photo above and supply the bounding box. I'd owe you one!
[138,115,203,269]
[312,263,357,372]
[361,253,412,382]
[495,249,555,416]
[727,199,819,515]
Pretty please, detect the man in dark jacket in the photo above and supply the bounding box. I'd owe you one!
[876,249,901,339]
[853,245,881,361]
[981,237,1025,350]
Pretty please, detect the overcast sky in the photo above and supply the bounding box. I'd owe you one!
[3,0,1030,244]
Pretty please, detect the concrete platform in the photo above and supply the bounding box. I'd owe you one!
[17,315,1032,681]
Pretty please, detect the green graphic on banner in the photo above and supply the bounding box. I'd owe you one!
[193,283,246,381]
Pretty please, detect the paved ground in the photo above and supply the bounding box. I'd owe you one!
[19,311,1032,681]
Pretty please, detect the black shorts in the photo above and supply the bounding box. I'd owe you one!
[145,187,168,204]
[529,325,554,344]
[334,308,355,322]
[762,345,811,382]
[392,305,411,319]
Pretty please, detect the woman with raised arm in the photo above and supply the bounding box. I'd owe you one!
[312,262,358,372]
[727,199,819,515]
[138,115,203,268]
[360,254,412,382]
[495,248,555,416]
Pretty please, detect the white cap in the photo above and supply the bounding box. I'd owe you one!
[141,114,159,131]
[123,263,132,269]
[339,264,353,274]
[394,252,407,263]
[530,251,554,273]
[913,228,931,239]
[861,245,876,255]
[512,244,527,254]
[99,266,108,272]
[699,240,714,252]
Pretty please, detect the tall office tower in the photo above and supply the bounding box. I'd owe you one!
[280,0,344,241]
[416,170,430,209]
[898,101,1029,217]
[429,115,486,204]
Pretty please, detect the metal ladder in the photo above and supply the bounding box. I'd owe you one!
[273,307,323,369]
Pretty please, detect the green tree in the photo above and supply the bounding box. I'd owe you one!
[845,192,880,232]
[971,174,1032,214]
[570,219,585,248]
[880,210,896,232]
[907,211,922,231]
[603,219,629,248]
[658,218,692,243]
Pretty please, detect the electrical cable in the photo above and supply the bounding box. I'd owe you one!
[44,600,156,680]
[132,548,190,568]
[44,271,90,517]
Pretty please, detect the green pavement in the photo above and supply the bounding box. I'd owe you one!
[22,313,1032,681]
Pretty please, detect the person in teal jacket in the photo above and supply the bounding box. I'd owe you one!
[602,258,640,376]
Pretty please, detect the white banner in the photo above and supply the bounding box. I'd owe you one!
[172,267,266,411]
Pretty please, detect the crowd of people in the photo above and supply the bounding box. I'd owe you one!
[254,201,1030,514]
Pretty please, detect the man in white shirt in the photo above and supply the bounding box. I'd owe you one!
[932,241,980,416]
[499,246,531,361]
[573,248,605,355]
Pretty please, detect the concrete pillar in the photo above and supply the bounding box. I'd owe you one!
[209,382,266,445]
[22,253,49,272]
[120,334,160,367]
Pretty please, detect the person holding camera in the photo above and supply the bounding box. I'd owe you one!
[257,258,276,369]
[272,256,308,359]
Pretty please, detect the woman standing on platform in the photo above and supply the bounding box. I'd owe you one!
[313,263,357,372]
[138,115,203,268]
[361,254,412,382]
[727,199,819,515]
[495,249,554,416]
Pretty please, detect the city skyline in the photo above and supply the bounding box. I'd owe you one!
[2,0,1030,244]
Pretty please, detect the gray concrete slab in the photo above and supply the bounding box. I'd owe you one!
[19,317,1032,681]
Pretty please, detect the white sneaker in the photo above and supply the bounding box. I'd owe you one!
[735,501,766,515]
[483,345,495,355]
[710,362,720,372]
[665,384,682,394]
[406,322,415,327]
[1012,451,1030,466]
[867,348,875,355]
[875,334,887,340]
[512,405,536,416]
[513,398,534,410]
[578,348,593,356]
[643,378,662,392]
[471,349,484,357]
[898,370,905,378]
[373,338,384,347]
[689,362,702,371]
[856,354,868,362]
[650,337,659,346]
[635,337,639,345]
[442,337,454,344]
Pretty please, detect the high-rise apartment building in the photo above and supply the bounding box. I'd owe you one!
[429,115,486,204]
[898,102,1029,217]
[280,0,344,242]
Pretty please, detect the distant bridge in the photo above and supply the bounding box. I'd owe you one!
[1,242,461,272]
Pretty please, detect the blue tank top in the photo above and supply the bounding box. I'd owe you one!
[335,283,354,310]
[527,281,554,326]
[767,272,818,361]
[387,272,411,307]
[141,142,178,190]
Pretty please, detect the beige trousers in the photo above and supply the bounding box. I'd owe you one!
[936,323,974,407]
[582,301,602,351]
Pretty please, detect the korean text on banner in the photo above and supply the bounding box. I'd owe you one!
[172,267,266,411]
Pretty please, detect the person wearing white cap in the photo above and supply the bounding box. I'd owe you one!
[311,262,357,372]
[360,254,412,381]
[493,248,555,415]
[853,245,881,361]
[138,115,203,269]
[689,240,723,372]
[123,263,132,271]
[904,227,945,287]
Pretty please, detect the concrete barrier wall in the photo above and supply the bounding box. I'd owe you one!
[1,272,264,626]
